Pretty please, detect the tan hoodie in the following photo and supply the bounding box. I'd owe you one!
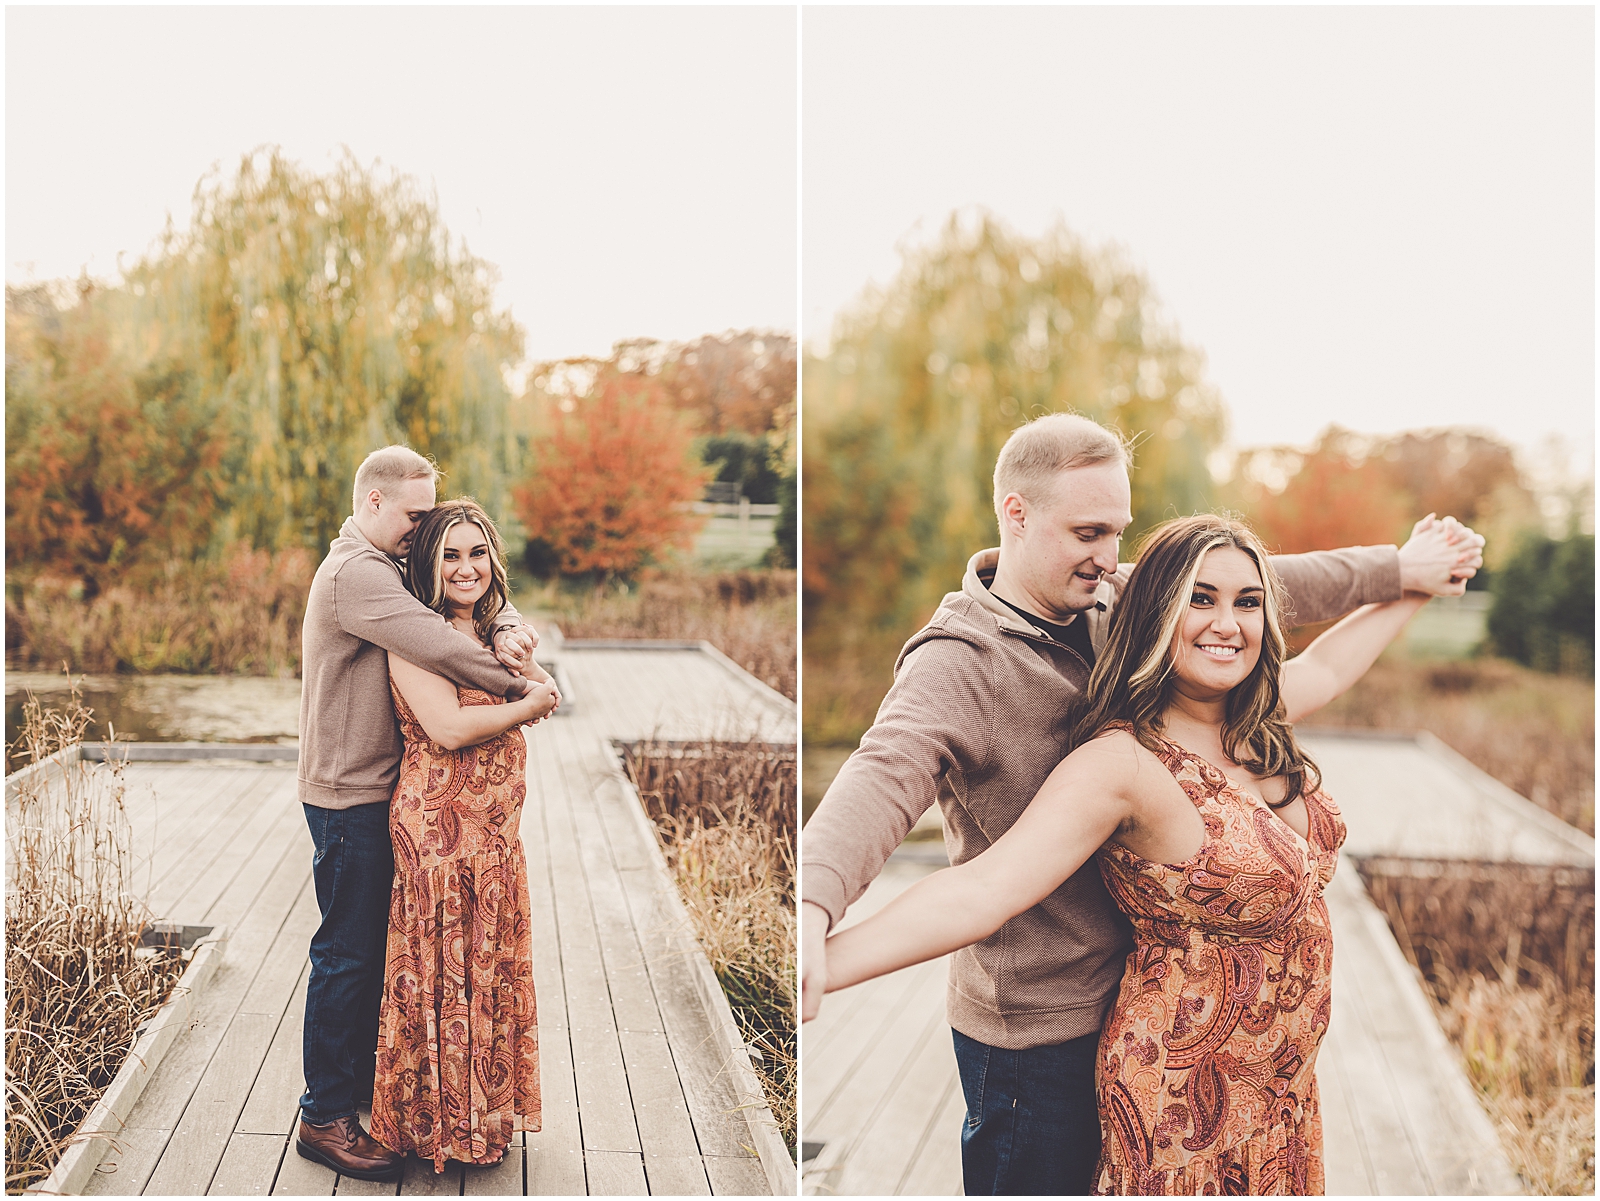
[801,544,1401,1049]
[297,517,527,809]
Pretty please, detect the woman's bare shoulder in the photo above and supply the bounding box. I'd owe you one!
[1047,726,1147,792]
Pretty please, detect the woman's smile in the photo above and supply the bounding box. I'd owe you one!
[440,522,494,614]
[1171,546,1265,693]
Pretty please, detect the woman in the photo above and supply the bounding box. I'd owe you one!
[821,514,1432,1195]
[370,498,559,1172]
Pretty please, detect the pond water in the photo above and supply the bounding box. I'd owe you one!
[4,672,301,774]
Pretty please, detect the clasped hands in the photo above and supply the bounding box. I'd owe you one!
[492,623,561,720]
[1397,513,1486,596]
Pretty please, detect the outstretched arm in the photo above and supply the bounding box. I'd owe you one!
[1281,594,1430,722]
[1268,515,1485,626]
[389,653,558,749]
[821,736,1134,1002]
[800,636,996,1020]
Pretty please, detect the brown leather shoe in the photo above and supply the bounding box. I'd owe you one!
[296,1115,402,1181]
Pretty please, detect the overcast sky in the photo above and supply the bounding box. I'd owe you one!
[803,6,1594,462]
[6,6,798,363]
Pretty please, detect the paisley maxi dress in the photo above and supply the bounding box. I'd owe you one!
[1093,727,1346,1196]
[371,682,541,1171]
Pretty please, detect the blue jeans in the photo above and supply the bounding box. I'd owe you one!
[299,802,393,1125]
[952,1027,1102,1195]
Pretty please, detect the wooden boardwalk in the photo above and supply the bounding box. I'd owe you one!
[802,731,1590,1196]
[66,644,794,1197]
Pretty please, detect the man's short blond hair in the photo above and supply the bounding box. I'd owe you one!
[352,445,439,513]
[993,413,1129,520]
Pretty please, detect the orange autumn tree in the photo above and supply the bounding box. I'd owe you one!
[1233,425,1530,554]
[513,371,710,580]
[5,284,226,594]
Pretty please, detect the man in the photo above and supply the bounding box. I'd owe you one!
[294,446,550,1181]
[800,413,1483,1196]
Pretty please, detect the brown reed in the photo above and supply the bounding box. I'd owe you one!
[5,680,183,1193]
[1359,859,1596,1195]
[622,740,796,1154]
[6,546,312,677]
[534,569,797,701]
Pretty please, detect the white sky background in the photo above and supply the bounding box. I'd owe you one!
[803,7,1595,470]
[6,6,798,364]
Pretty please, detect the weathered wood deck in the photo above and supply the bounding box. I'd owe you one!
[67,643,794,1197]
[801,731,1591,1196]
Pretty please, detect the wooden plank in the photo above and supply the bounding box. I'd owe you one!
[570,778,665,1036]
[1325,922,1434,1193]
[568,1020,640,1154]
[147,767,284,919]
[118,761,217,828]
[140,765,254,895]
[1318,1022,1377,1195]
[832,1007,957,1196]
[334,1172,400,1196]
[142,1011,280,1194]
[618,1029,703,1160]
[209,1131,287,1196]
[202,805,312,933]
[167,771,301,924]
[893,1073,964,1196]
[237,959,312,1136]
[109,857,314,1187]
[268,1142,337,1196]
[704,1153,774,1197]
[459,1133,523,1196]
[124,764,235,890]
[80,1127,170,1197]
[538,729,641,1157]
[237,870,322,1016]
[526,1136,587,1197]
[1325,868,1520,1194]
[398,1159,462,1195]
[583,1149,647,1196]
[803,958,946,1128]
[524,1021,586,1196]
[520,740,588,1198]
[608,833,760,1159]
[800,861,937,1064]
[641,1153,712,1196]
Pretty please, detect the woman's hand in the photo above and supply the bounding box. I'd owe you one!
[1397,514,1485,596]
[519,679,560,724]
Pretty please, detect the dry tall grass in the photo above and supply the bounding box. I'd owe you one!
[1361,860,1596,1194]
[6,547,312,677]
[5,683,182,1193]
[1311,655,1594,835]
[622,740,796,1154]
[533,570,797,700]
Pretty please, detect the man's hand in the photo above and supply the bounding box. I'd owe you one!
[801,901,830,1022]
[1397,513,1485,597]
[493,622,540,671]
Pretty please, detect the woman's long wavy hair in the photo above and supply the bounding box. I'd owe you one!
[1069,514,1320,808]
[403,498,511,645]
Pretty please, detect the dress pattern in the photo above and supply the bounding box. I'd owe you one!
[1093,727,1345,1196]
[371,682,541,1171]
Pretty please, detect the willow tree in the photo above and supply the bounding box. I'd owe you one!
[124,149,524,553]
[804,211,1227,739]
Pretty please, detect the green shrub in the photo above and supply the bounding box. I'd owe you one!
[1488,531,1594,675]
